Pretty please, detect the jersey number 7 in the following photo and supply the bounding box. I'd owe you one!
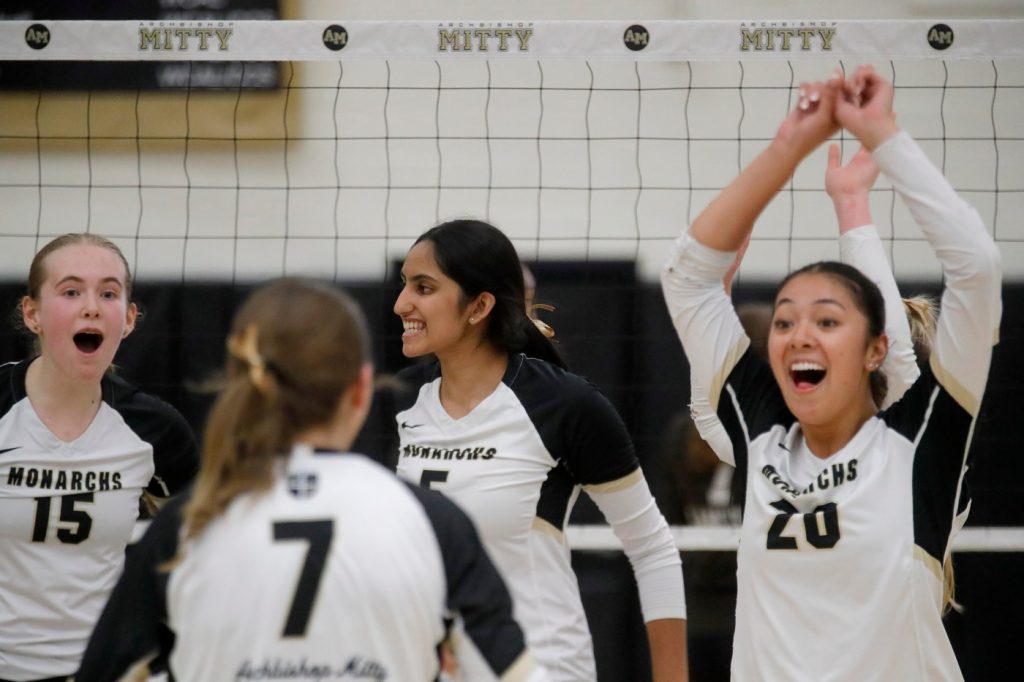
[272,520,334,637]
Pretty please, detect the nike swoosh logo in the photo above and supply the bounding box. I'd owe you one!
[401,422,424,429]
[0,446,22,456]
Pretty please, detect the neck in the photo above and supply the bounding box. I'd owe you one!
[26,356,102,413]
[295,422,356,453]
[801,392,877,458]
[437,342,509,418]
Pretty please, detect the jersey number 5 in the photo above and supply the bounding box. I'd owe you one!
[766,499,840,550]
[272,520,334,637]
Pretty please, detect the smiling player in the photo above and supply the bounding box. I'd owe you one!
[661,68,1001,680]
[0,233,197,681]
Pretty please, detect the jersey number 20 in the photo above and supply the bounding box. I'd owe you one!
[766,499,840,550]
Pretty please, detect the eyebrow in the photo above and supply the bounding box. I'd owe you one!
[55,275,124,287]
[402,272,437,283]
[775,297,846,309]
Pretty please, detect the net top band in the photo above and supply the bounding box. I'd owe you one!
[3,19,1024,61]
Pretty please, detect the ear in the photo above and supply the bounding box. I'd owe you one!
[467,292,497,325]
[122,302,138,339]
[866,332,888,372]
[348,363,374,412]
[21,296,39,335]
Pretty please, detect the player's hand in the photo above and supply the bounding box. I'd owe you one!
[826,143,879,233]
[774,79,841,159]
[826,143,879,201]
[835,65,900,150]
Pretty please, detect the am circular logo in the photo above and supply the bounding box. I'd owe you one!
[25,23,50,50]
[927,23,954,51]
[323,24,348,51]
[624,24,649,52]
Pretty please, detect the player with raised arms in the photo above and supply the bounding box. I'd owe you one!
[0,233,198,681]
[661,67,1001,680]
[78,277,547,682]
[393,219,688,681]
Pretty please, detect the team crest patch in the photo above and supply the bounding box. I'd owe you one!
[287,472,318,498]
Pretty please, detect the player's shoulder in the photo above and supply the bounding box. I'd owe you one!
[509,353,591,392]
[103,372,194,439]
[508,353,614,413]
[0,359,28,415]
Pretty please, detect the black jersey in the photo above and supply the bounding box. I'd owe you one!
[0,358,198,680]
[79,448,545,682]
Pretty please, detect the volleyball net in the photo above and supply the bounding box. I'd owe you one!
[1,19,1022,551]
[1,19,1022,284]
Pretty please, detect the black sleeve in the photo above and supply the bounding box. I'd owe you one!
[884,366,975,565]
[404,483,529,677]
[114,383,200,498]
[77,493,187,681]
[516,362,639,486]
[717,348,793,472]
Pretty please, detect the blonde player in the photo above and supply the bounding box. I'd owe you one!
[78,278,545,682]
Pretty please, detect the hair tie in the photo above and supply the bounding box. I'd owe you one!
[227,325,271,393]
[530,303,556,339]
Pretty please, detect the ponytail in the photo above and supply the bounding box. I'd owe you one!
[178,279,369,551]
[902,296,938,368]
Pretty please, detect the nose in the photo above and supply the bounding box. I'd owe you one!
[393,285,411,316]
[82,291,101,318]
[790,319,815,348]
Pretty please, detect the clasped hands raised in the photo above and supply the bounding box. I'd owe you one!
[776,65,902,159]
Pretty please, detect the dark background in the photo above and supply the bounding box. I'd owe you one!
[2,264,1021,680]
[0,0,279,90]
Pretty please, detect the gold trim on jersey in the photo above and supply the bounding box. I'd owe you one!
[913,544,943,583]
[710,335,750,412]
[582,467,644,495]
[531,516,564,540]
[929,352,979,417]
[500,651,540,681]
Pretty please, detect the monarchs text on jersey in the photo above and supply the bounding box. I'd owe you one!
[0,359,198,680]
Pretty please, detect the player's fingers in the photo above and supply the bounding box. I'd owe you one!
[827,143,841,169]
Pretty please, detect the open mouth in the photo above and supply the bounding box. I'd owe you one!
[73,332,104,354]
[790,361,826,390]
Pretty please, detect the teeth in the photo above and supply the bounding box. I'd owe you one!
[403,321,424,332]
[790,361,825,372]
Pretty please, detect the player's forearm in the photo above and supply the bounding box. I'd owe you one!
[831,192,873,233]
[690,138,804,252]
[646,618,688,682]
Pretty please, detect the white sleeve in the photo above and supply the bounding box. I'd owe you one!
[839,223,919,408]
[872,131,1002,415]
[660,230,749,466]
[586,472,686,622]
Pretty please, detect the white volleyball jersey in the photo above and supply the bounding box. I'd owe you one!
[395,355,685,681]
[0,358,198,681]
[80,448,543,682]
[661,132,1002,682]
